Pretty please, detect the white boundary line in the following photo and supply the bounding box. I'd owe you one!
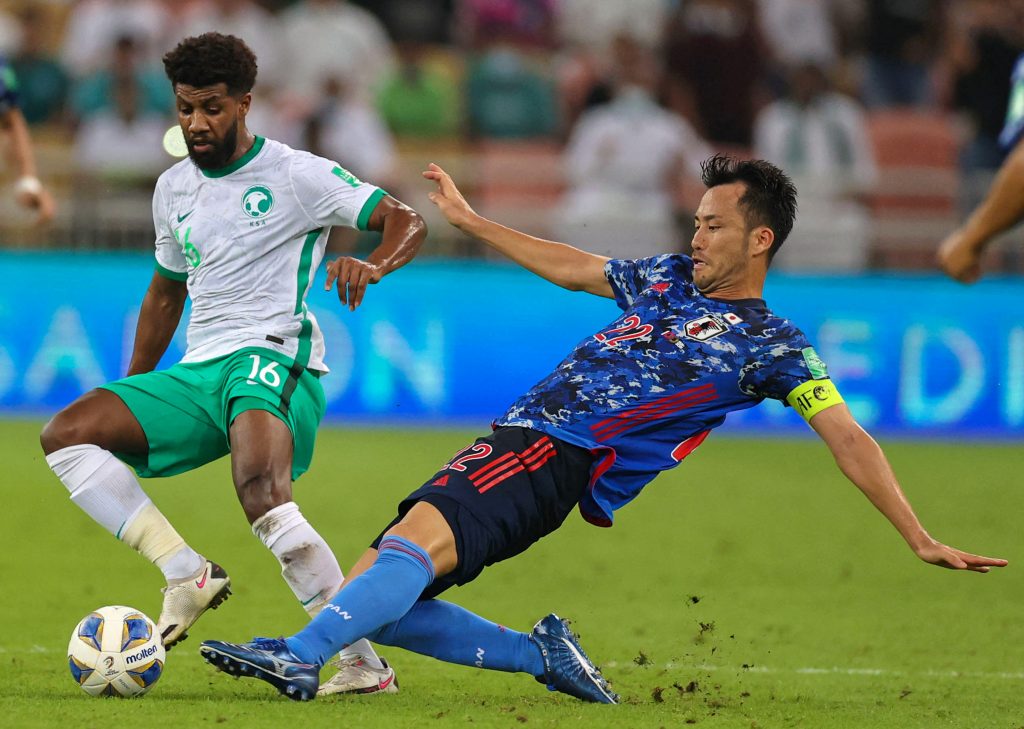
[0,646,56,654]
[604,661,1024,680]
[9,648,1024,681]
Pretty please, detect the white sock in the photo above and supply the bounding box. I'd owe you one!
[252,501,344,612]
[46,444,204,582]
[339,639,384,669]
[252,501,385,669]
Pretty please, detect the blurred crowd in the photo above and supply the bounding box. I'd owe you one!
[4,0,1024,271]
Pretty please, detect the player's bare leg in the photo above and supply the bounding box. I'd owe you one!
[230,409,391,689]
[41,388,148,456]
[40,389,223,648]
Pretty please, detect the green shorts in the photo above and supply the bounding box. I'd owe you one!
[100,347,326,480]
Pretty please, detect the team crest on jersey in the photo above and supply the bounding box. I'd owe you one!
[683,315,729,341]
[241,185,274,219]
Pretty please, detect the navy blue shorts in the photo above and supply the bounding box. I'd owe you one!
[372,426,593,599]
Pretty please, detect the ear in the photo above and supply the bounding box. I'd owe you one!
[749,226,775,260]
[237,92,252,117]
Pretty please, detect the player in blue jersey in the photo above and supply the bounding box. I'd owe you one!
[200,156,1006,703]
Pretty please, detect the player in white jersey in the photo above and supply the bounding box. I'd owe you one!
[40,33,425,693]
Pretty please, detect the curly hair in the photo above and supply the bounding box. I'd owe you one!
[163,32,257,95]
[700,155,798,261]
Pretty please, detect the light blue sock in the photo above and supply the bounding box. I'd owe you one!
[285,536,434,667]
[369,599,545,677]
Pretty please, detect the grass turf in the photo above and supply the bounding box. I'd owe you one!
[2,419,1021,728]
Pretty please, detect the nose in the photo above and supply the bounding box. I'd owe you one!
[188,112,209,134]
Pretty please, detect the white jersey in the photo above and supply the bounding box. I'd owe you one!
[153,136,384,372]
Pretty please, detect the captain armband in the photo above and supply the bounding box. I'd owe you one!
[785,379,844,422]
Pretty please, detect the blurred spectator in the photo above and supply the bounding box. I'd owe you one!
[368,0,453,44]
[280,0,396,105]
[245,87,304,150]
[305,76,398,186]
[556,0,667,54]
[555,49,611,135]
[664,0,767,147]
[178,0,285,90]
[466,41,558,139]
[377,44,461,139]
[11,6,69,125]
[71,35,170,123]
[73,76,170,180]
[949,1,1024,195]
[554,0,668,133]
[0,8,21,57]
[753,62,877,270]
[61,0,170,78]
[757,0,838,69]
[458,0,556,49]
[861,0,946,108]
[556,37,711,258]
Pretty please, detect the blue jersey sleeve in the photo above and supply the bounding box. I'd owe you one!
[0,59,19,115]
[739,326,832,403]
[604,255,694,311]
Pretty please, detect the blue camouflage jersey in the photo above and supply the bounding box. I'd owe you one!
[495,254,836,527]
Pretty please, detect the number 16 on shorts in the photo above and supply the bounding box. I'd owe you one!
[246,354,283,389]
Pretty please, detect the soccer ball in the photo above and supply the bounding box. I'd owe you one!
[67,605,165,697]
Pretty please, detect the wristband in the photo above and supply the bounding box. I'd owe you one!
[15,176,42,196]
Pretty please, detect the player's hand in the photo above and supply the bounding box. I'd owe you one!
[325,256,382,311]
[913,538,1007,572]
[936,229,983,284]
[16,184,55,225]
[422,163,478,231]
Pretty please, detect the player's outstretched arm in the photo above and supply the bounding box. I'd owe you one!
[809,403,1007,572]
[0,107,55,224]
[325,195,426,311]
[937,138,1024,283]
[422,163,613,298]
[126,272,187,376]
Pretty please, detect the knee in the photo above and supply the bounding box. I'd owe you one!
[40,411,85,455]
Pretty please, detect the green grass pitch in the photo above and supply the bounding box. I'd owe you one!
[2,419,1022,728]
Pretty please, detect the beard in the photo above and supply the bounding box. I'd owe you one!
[187,122,238,170]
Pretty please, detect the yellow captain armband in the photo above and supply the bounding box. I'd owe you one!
[785,379,844,422]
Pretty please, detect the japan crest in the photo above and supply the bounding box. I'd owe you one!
[683,315,728,341]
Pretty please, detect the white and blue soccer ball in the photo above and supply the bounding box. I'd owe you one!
[67,605,165,697]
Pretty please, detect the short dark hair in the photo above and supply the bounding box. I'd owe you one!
[700,155,798,261]
[163,33,257,96]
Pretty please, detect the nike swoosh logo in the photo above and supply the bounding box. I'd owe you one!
[177,210,195,223]
[379,673,394,690]
[195,570,209,589]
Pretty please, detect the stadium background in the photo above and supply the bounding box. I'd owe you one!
[1,0,1023,437]
[2,2,1023,727]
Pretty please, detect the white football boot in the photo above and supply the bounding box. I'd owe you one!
[157,560,231,649]
[317,654,399,696]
